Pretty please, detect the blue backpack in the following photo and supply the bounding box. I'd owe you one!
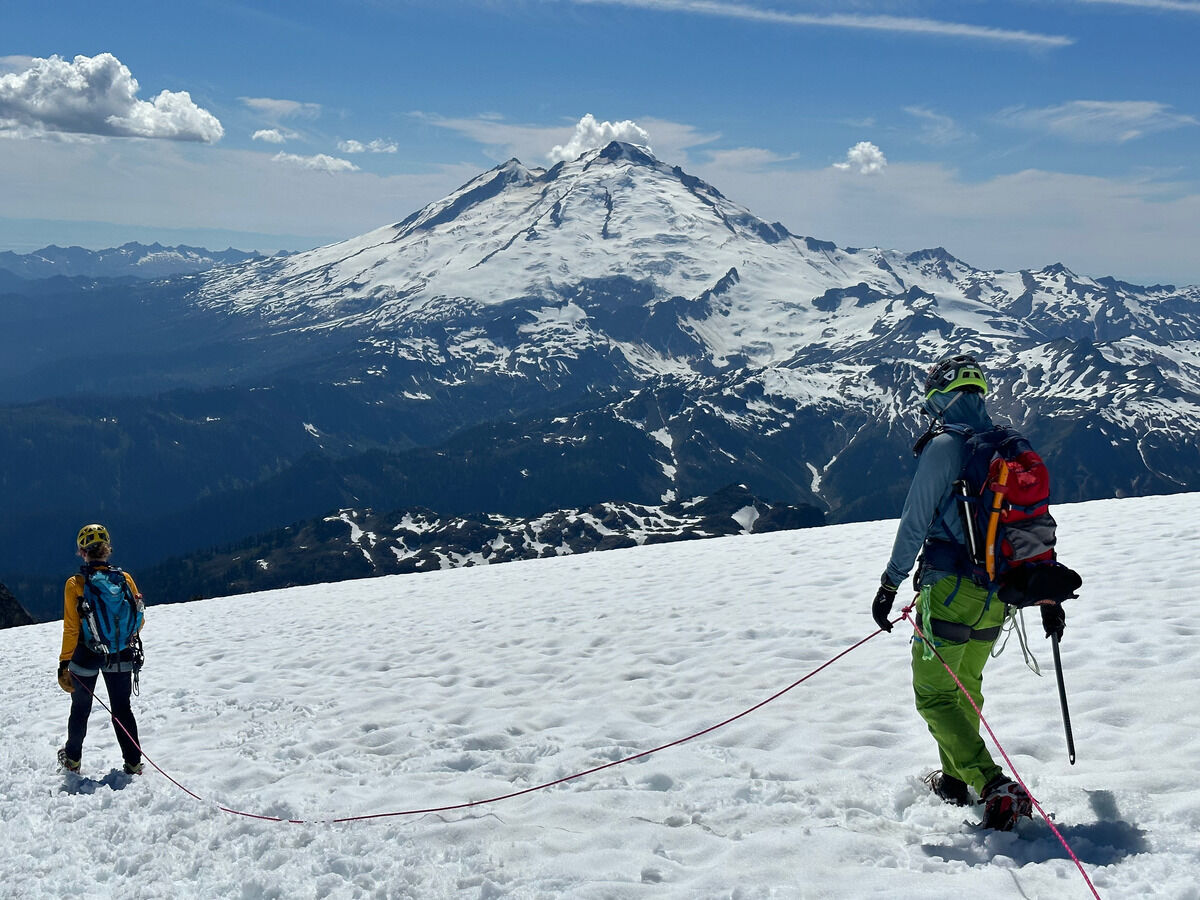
[78,566,145,664]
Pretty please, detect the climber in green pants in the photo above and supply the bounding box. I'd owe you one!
[910,574,1006,794]
[869,353,1047,832]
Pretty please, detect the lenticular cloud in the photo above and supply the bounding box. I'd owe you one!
[833,141,887,175]
[0,53,223,142]
[549,114,652,162]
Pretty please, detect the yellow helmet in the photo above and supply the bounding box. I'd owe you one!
[76,523,111,550]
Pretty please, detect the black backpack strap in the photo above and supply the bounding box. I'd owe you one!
[921,422,975,527]
[916,423,986,583]
[912,423,943,456]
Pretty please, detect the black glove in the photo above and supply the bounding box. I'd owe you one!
[1040,602,1065,641]
[872,577,898,633]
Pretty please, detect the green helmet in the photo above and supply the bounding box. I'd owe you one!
[924,354,988,399]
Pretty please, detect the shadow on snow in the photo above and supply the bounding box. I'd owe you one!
[59,769,136,795]
[921,790,1149,868]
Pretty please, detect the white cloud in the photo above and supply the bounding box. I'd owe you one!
[833,141,887,175]
[704,147,797,169]
[0,56,36,74]
[338,138,399,154]
[635,118,721,159]
[272,152,359,173]
[567,0,1073,48]
[0,137,478,250]
[240,97,322,121]
[417,112,716,168]
[252,129,289,144]
[904,106,972,145]
[997,100,1198,143]
[0,118,103,143]
[414,113,571,162]
[0,53,223,142]
[1074,0,1200,12]
[548,114,653,162]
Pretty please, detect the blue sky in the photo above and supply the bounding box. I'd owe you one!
[2,0,1198,284]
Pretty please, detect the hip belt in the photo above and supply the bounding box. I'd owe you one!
[926,618,1002,644]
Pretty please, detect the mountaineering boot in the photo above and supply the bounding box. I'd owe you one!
[57,748,81,773]
[123,760,144,775]
[924,770,971,807]
[981,775,1032,831]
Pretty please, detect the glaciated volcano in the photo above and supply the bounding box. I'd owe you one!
[191,140,1200,517]
[3,142,1199,610]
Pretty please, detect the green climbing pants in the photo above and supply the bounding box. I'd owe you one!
[911,574,1007,795]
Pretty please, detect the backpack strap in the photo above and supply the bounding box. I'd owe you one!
[912,423,941,456]
[920,422,975,525]
[915,423,992,585]
[77,565,111,656]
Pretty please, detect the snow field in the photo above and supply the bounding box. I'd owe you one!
[1,493,1197,898]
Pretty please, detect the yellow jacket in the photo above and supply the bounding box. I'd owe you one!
[60,567,143,662]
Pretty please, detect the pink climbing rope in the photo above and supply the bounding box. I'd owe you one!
[68,612,1103,900]
[69,627,882,823]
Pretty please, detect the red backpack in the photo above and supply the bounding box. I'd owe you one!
[951,425,1082,606]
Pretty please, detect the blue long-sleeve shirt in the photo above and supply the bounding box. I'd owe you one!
[884,393,993,588]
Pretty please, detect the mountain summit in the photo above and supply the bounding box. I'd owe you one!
[199,140,812,349]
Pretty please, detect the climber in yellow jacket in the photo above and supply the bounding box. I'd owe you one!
[58,523,145,776]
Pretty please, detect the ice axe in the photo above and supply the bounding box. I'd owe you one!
[1051,633,1076,765]
[1020,567,1081,766]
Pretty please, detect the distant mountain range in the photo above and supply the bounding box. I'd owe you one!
[3,141,1197,620]
[0,241,276,283]
[140,484,824,603]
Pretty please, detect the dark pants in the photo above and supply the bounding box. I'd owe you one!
[66,670,141,766]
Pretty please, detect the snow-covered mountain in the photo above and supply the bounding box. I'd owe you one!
[3,492,1196,897]
[0,241,272,282]
[3,141,1198,614]
[141,484,824,601]
[193,141,1200,514]
[198,141,1199,364]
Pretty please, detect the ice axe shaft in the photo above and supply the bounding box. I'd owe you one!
[1052,634,1076,765]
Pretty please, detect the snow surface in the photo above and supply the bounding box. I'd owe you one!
[2,492,1197,899]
